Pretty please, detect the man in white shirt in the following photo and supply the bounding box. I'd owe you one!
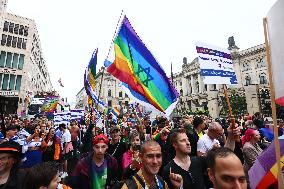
[197,122,223,157]
[59,123,72,178]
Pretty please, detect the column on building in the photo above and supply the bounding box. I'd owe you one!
[198,74,203,93]
[191,75,195,94]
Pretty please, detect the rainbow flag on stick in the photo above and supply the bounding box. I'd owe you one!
[104,16,179,115]
[41,96,59,113]
[84,49,106,109]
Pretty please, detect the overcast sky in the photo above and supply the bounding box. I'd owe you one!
[6,0,276,105]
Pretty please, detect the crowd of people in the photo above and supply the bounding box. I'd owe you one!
[0,110,283,189]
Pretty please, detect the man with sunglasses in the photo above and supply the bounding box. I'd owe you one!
[66,134,118,189]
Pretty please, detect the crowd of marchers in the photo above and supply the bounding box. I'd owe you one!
[0,111,283,189]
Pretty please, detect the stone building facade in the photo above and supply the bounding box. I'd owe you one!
[76,67,131,110]
[0,0,53,114]
[173,39,269,118]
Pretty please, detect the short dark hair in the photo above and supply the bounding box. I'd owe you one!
[59,123,66,129]
[170,128,186,145]
[140,140,160,154]
[192,116,204,129]
[207,147,235,171]
[24,162,59,189]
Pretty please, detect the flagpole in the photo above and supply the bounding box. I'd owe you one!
[106,10,124,59]
[223,84,238,139]
[97,67,106,133]
[263,17,284,189]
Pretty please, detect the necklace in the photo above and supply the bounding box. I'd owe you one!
[139,171,163,189]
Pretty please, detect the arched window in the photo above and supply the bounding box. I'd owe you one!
[245,76,252,86]
[119,91,123,97]
[108,89,112,97]
[180,89,183,96]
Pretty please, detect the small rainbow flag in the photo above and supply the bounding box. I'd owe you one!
[41,96,59,113]
[104,16,179,114]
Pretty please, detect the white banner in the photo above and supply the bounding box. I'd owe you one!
[196,42,238,85]
[267,0,284,106]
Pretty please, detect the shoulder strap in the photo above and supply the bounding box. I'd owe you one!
[133,173,146,188]
[125,175,138,189]
[156,175,166,189]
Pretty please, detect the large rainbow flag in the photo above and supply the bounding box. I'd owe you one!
[104,16,179,115]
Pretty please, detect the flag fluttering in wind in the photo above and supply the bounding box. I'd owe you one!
[104,16,179,115]
[267,0,284,106]
[41,96,59,113]
[84,49,106,109]
[58,78,64,87]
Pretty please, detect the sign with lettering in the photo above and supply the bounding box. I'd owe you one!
[0,68,23,75]
[196,42,238,85]
[0,90,19,96]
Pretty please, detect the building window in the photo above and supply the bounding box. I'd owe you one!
[19,25,24,35]
[125,93,128,98]
[0,51,6,67]
[245,76,252,86]
[3,21,9,32]
[12,53,19,69]
[5,52,12,68]
[12,36,17,48]
[9,22,14,33]
[108,100,112,107]
[22,39,27,49]
[125,101,129,106]
[24,26,29,36]
[259,75,267,84]
[18,54,24,69]
[213,84,217,90]
[179,81,182,86]
[108,89,112,97]
[6,35,12,47]
[0,73,2,88]
[14,24,19,34]
[9,74,15,90]
[204,84,207,91]
[15,75,22,91]
[180,89,183,96]
[17,37,22,49]
[2,74,9,90]
[119,91,122,97]
[1,34,7,46]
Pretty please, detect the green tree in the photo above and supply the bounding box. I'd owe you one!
[219,89,247,118]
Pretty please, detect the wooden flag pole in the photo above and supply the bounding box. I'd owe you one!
[223,85,237,139]
[263,17,284,189]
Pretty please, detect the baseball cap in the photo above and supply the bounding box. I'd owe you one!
[0,141,21,156]
[93,134,109,145]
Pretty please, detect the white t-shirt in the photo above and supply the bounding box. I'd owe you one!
[61,129,71,144]
[197,134,220,154]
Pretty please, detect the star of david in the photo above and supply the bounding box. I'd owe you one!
[135,64,153,87]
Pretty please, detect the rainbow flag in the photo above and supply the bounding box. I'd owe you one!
[41,96,59,113]
[104,16,179,114]
[112,106,121,117]
[84,49,106,109]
